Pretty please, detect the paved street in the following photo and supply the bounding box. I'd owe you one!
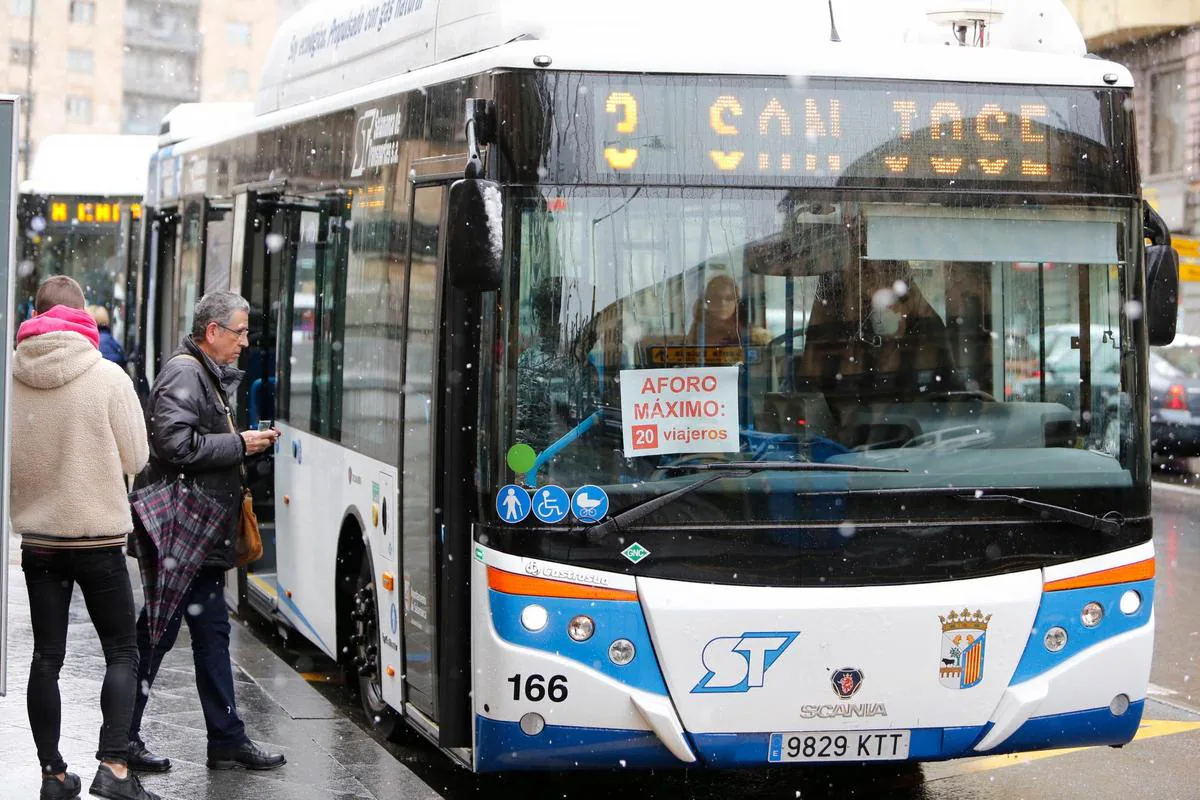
[2,480,1199,799]
[0,552,437,800]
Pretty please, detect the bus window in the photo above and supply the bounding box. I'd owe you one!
[173,200,205,345]
[203,207,234,295]
[286,210,321,431]
[311,198,349,439]
[340,182,407,464]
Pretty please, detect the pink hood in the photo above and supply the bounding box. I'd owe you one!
[17,305,100,349]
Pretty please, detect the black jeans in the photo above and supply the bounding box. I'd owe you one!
[22,545,138,774]
[129,565,247,748]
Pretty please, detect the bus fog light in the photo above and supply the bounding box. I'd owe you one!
[567,615,595,642]
[520,604,548,632]
[1044,626,1068,652]
[1081,602,1104,628]
[1119,590,1142,615]
[1109,694,1130,716]
[519,712,545,736]
[609,638,636,665]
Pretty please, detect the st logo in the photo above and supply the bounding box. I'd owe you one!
[691,632,799,693]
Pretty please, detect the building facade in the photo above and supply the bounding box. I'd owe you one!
[1,0,309,179]
[1063,0,1200,334]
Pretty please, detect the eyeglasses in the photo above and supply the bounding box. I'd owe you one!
[215,322,250,341]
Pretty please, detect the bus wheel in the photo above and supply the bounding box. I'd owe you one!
[348,553,400,738]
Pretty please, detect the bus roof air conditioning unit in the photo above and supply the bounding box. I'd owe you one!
[919,0,1087,56]
[925,2,1005,47]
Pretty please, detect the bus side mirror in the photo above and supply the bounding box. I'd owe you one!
[446,179,502,293]
[1144,201,1179,346]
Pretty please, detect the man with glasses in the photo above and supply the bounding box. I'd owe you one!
[126,292,285,774]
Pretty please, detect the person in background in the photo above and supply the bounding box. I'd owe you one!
[9,276,156,800]
[126,291,285,774]
[89,305,126,369]
[688,274,771,347]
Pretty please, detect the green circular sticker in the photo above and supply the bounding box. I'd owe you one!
[506,444,537,474]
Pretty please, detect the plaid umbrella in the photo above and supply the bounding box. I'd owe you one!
[130,477,233,647]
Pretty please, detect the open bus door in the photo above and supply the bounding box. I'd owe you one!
[0,97,18,694]
[229,190,325,621]
[400,175,477,748]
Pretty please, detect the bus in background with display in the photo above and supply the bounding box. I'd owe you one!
[136,0,1178,773]
[17,134,156,353]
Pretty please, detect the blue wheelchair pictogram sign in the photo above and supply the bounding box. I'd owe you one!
[532,485,570,524]
[571,485,609,523]
[496,485,531,523]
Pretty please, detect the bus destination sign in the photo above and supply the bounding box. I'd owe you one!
[589,77,1112,186]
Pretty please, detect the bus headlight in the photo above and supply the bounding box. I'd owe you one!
[609,639,636,665]
[1081,602,1104,628]
[1119,590,1142,615]
[520,604,548,632]
[1044,626,1068,652]
[567,615,595,642]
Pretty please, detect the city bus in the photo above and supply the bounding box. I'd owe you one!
[16,134,156,349]
[135,0,1178,772]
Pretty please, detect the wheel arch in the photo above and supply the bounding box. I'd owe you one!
[335,512,368,667]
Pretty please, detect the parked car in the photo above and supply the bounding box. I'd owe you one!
[1149,334,1200,459]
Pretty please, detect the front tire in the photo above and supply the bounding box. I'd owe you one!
[347,551,401,738]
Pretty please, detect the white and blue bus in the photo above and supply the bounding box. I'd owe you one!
[135,0,1178,772]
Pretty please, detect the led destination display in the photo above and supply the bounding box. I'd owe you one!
[577,76,1118,187]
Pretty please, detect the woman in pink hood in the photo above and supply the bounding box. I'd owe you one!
[9,276,157,800]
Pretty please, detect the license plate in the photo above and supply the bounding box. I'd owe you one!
[767,730,911,763]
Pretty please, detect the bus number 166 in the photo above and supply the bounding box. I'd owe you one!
[507,673,569,703]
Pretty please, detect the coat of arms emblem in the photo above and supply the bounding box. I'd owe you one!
[938,609,991,689]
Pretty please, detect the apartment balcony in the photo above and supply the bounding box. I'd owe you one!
[124,26,201,54]
[1062,0,1200,50]
[123,74,200,103]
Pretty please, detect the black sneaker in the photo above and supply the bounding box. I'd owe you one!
[206,739,286,770]
[89,764,160,800]
[127,741,171,773]
[40,772,80,800]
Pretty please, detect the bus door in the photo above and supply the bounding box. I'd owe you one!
[145,206,178,382]
[146,197,209,379]
[231,191,319,617]
[400,176,476,747]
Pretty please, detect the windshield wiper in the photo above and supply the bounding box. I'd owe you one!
[589,462,909,538]
[959,492,1122,536]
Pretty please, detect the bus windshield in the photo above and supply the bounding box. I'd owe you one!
[502,189,1135,522]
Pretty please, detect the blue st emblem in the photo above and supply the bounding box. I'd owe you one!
[692,632,799,693]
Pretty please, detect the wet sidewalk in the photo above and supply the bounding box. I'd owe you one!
[1,544,440,799]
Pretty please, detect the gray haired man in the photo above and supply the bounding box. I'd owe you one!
[126,292,285,773]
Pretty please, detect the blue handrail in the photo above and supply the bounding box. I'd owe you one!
[525,410,602,486]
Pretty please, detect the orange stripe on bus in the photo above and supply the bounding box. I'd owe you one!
[1044,558,1155,592]
[487,566,638,602]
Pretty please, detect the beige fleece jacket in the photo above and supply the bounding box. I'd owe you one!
[10,331,149,546]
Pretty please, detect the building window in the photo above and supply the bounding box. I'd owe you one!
[1150,67,1187,175]
[226,22,251,46]
[225,68,249,91]
[65,95,92,123]
[69,1,96,24]
[9,40,34,66]
[11,0,34,17]
[66,48,93,74]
